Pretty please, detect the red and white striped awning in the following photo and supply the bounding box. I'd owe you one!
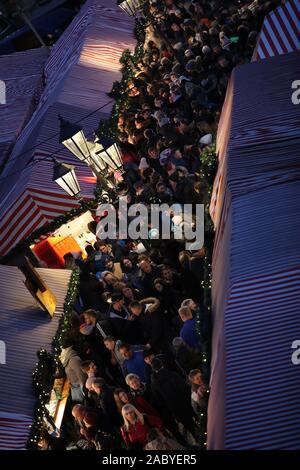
[0,0,135,258]
[0,150,96,257]
[252,0,300,61]
[0,412,32,450]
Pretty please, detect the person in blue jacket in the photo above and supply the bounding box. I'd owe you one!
[118,343,146,382]
[178,306,202,352]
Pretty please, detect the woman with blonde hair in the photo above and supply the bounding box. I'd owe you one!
[120,404,164,449]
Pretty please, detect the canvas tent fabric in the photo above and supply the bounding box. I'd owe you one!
[0,47,48,168]
[208,51,300,449]
[0,0,135,258]
[0,265,71,450]
[252,0,300,61]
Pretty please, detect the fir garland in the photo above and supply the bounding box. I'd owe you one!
[98,18,146,140]
[27,349,56,449]
[52,267,80,362]
[27,268,80,449]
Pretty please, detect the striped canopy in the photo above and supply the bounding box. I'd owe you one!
[0,265,71,450]
[252,0,300,61]
[0,47,48,169]
[208,51,300,450]
[0,0,135,258]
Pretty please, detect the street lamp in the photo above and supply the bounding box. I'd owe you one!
[95,136,124,172]
[58,116,123,200]
[118,0,142,16]
[87,140,107,174]
[52,161,81,198]
[58,115,92,164]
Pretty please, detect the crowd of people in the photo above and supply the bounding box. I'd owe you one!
[115,0,281,203]
[55,240,210,450]
[39,0,282,451]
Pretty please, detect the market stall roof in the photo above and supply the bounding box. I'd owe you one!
[0,103,99,258]
[0,47,48,168]
[208,51,300,450]
[252,0,300,61]
[0,265,71,450]
[0,0,135,258]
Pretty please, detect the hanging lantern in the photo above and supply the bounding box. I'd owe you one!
[87,140,107,173]
[58,115,91,163]
[117,0,142,16]
[52,162,81,198]
[95,136,124,172]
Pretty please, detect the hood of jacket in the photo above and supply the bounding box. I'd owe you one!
[60,346,78,368]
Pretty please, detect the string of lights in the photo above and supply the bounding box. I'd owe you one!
[28,268,81,448]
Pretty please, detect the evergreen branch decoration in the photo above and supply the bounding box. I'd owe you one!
[27,268,80,449]
[52,267,80,361]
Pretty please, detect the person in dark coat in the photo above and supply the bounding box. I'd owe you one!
[150,358,199,439]
[139,258,162,296]
[80,310,114,382]
[172,337,202,373]
[91,378,123,428]
[84,427,119,450]
[143,348,185,385]
[178,251,204,302]
[81,310,112,357]
[161,265,183,292]
[78,268,107,311]
[109,293,141,344]
[120,257,143,290]
[129,298,175,355]
[153,278,183,331]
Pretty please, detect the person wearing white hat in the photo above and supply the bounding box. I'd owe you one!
[199,134,213,145]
